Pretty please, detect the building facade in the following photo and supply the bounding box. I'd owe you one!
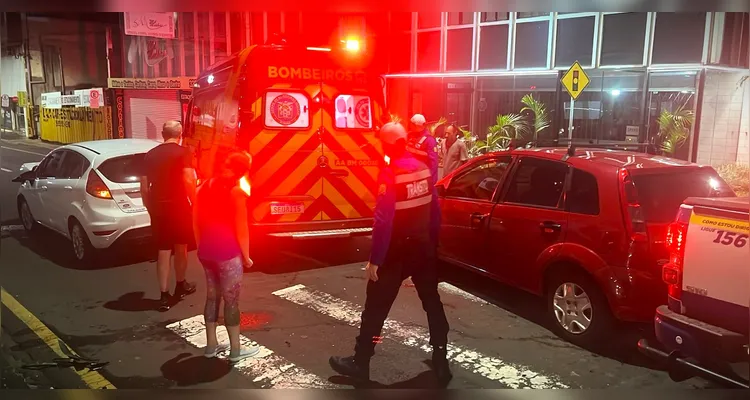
[384,12,750,167]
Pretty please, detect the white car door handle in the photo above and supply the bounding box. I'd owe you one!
[41,186,48,191]
[64,186,73,190]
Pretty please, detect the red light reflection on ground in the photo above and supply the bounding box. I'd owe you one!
[240,312,273,330]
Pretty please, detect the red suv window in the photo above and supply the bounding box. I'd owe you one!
[503,157,568,208]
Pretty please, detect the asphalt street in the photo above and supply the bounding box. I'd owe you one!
[0,135,717,389]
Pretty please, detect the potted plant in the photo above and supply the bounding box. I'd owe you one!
[657,105,694,157]
[520,94,550,143]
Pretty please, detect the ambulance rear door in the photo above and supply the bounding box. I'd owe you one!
[318,69,383,223]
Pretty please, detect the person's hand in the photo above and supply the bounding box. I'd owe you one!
[365,262,379,282]
[243,257,254,270]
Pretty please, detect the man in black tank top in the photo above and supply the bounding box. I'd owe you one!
[140,120,197,311]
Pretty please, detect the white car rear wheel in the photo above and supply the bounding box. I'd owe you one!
[69,220,97,266]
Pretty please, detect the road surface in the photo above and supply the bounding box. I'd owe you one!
[0,136,714,389]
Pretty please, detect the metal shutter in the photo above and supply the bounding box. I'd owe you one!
[124,90,182,141]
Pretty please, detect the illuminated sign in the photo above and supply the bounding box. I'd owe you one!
[267,66,367,84]
[108,77,197,90]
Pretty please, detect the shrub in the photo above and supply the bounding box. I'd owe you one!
[716,163,750,197]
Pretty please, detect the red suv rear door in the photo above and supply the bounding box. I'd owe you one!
[488,156,570,289]
[438,155,513,269]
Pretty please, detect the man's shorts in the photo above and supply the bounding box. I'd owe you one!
[149,203,193,251]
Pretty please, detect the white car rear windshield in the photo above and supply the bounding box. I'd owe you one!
[98,154,146,183]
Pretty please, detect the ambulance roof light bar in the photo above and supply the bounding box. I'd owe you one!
[307,47,332,52]
[344,39,360,52]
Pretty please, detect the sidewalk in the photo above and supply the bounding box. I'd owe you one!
[0,329,53,389]
[0,129,58,150]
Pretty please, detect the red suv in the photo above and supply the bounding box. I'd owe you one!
[435,147,735,347]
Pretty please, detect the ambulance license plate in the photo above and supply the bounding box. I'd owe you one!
[270,202,305,215]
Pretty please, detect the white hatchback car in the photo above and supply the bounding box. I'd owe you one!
[13,139,160,265]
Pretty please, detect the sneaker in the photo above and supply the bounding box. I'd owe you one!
[228,346,260,363]
[432,346,453,386]
[174,281,197,299]
[204,343,230,358]
[328,355,370,381]
[158,292,171,312]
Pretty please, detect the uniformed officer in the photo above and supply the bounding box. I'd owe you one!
[407,114,441,246]
[329,122,452,385]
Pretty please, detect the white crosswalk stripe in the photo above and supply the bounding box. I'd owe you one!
[166,315,336,388]
[272,284,569,389]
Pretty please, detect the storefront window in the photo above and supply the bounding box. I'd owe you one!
[557,69,647,143]
[514,21,549,68]
[652,13,706,64]
[446,28,473,71]
[474,74,558,140]
[391,12,412,32]
[285,12,301,39]
[720,12,750,68]
[448,12,474,26]
[646,72,698,160]
[251,12,264,45]
[478,24,509,70]
[213,12,228,62]
[389,32,411,73]
[481,12,509,23]
[229,12,244,53]
[418,12,441,29]
[267,12,282,37]
[445,78,474,131]
[416,31,441,72]
[600,13,647,66]
[555,16,595,67]
[182,12,197,77]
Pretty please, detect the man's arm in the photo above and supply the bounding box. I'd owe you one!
[426,135,439,184]
[140,176,150,210]
[182,149,197,206]
[370,169,396,267]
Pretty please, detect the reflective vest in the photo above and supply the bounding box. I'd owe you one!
[406,134,430,162]
[391,163,433,241]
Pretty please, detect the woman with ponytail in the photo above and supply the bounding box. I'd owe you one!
[192,151,259,363]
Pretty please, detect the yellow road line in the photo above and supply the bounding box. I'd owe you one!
[1,287,116,389]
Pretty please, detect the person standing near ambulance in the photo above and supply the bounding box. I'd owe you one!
[140,120,197,312]
[407,114,441,247]
[329,122,452,385]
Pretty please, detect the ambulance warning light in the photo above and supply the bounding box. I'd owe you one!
[344,39,360,52]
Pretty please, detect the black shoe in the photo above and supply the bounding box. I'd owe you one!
[158,292,171,312]
[329,355,370,381]
[432,347,453,386]
[174,281,196,299]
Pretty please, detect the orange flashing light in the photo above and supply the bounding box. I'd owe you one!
[344,39,360,52]
[239,176,251,196]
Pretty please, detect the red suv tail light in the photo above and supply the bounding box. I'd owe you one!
[662,205,692,299]
[86,170,113,199]
[618,169,648,242]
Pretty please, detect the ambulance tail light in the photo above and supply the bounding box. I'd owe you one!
[618,169,648,243]
[662,206,692,299]
[86,170,112,200]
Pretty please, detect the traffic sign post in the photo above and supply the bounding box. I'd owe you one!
[560,61,590,140]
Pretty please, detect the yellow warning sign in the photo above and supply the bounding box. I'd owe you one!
[560,61,590,100]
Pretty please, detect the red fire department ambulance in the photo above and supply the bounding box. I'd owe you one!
[183,39,386,239]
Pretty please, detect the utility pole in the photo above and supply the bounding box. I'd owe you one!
[21,12,36,138]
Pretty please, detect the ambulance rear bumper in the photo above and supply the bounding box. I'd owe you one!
[252,218,373,239]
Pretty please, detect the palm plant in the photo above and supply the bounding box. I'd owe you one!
[457,126,482,157]
[520,94,550,142]
[657,105,695,156]
[478,113,530,153]
[427,117,448,135]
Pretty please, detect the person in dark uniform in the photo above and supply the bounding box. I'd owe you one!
[329,122,452,385]
[406,114,441,246]
[140,120,197,312]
